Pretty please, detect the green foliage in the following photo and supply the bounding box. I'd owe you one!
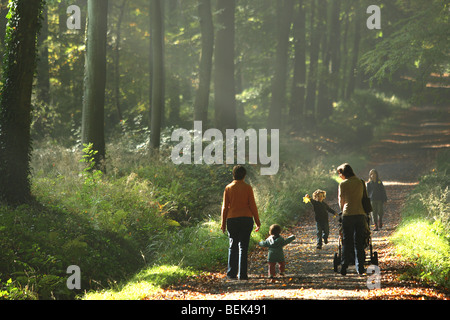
[317,90,407,148]
[0,199,143,299]
[361,0,449,85]
[25,0,448,146]
[79,143,103,187]
[5,86,397,300]
[31,101,62,139]
[0,278,36,300]
[436,149,450,175]
[2,134,234,298]
[1,0,448,300]
[393,149,450,289]
[3,124,344,300]
[1,0,44,73]
[1,78,407,300]
[84,265,196,300]
[149,220,229,269]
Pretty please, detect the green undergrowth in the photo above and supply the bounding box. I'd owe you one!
[1,136,346,300]
[80,141,345,300]
[392,149,450,289]
[84,265,196,300]
[0,90,407,299]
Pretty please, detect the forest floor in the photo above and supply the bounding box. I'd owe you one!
[144,105,450,300]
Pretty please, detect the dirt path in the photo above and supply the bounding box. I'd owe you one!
[146,105,450,300]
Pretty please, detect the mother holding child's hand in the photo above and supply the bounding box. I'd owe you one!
[221,165,261,280]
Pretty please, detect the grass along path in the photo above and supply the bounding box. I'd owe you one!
[144,106,450,300]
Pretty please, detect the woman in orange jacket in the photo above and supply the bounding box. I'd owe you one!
[221,165,261,280]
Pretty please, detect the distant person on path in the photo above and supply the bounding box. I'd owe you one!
[258,224,295,279]
[221,165,261,280]
[367,169,388,231]
[337,163,368,275]
[304,190,337,249]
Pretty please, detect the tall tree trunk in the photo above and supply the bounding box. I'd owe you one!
[304,0,321,126]
[193,0,214,127]
[316,0,332,119]
[289,0,306,130]
[328,0,341,100]
[0,0,44,204]
[346,2,362,99]
[340,9,350,100]
[82,0,108,171]
[113,0,128,123]
[214,0,236,132]
[166,0,181,125]
[268,0,294,130]
[37,4,50,105]
[149,0,164,151]
[0,0,8,49]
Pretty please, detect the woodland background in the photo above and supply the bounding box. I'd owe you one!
[0,0,448,299]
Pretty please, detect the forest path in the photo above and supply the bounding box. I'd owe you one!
[146,105,450,300]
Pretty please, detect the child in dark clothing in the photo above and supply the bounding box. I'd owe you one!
[304,190,337,249]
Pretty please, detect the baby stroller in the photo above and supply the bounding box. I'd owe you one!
[333,213,378,272]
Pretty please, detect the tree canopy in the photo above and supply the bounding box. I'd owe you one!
[0,0,448,203]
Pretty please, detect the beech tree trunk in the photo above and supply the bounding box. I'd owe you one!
[289,0,306,130]
[82,0,108,171]
[0,0,44,204]
[149,0,165,151]
[214,0,236,132]
[193,0,214,126]
[268,0,294,130]
[304,0,320,126]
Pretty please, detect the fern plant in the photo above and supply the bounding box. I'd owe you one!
[79,143,103,187]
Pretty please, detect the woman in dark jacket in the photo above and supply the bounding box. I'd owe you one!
[367,169,387,231]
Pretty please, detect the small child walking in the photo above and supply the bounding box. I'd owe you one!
[304,189,337,249]
[258,224,295,278]
[367,169,388,231]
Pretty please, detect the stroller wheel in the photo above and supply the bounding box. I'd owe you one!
[371,252,378,265]
[333,253,339,272]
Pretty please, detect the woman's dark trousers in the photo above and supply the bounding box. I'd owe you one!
[341,215,366,273]
[227,217,253,279]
